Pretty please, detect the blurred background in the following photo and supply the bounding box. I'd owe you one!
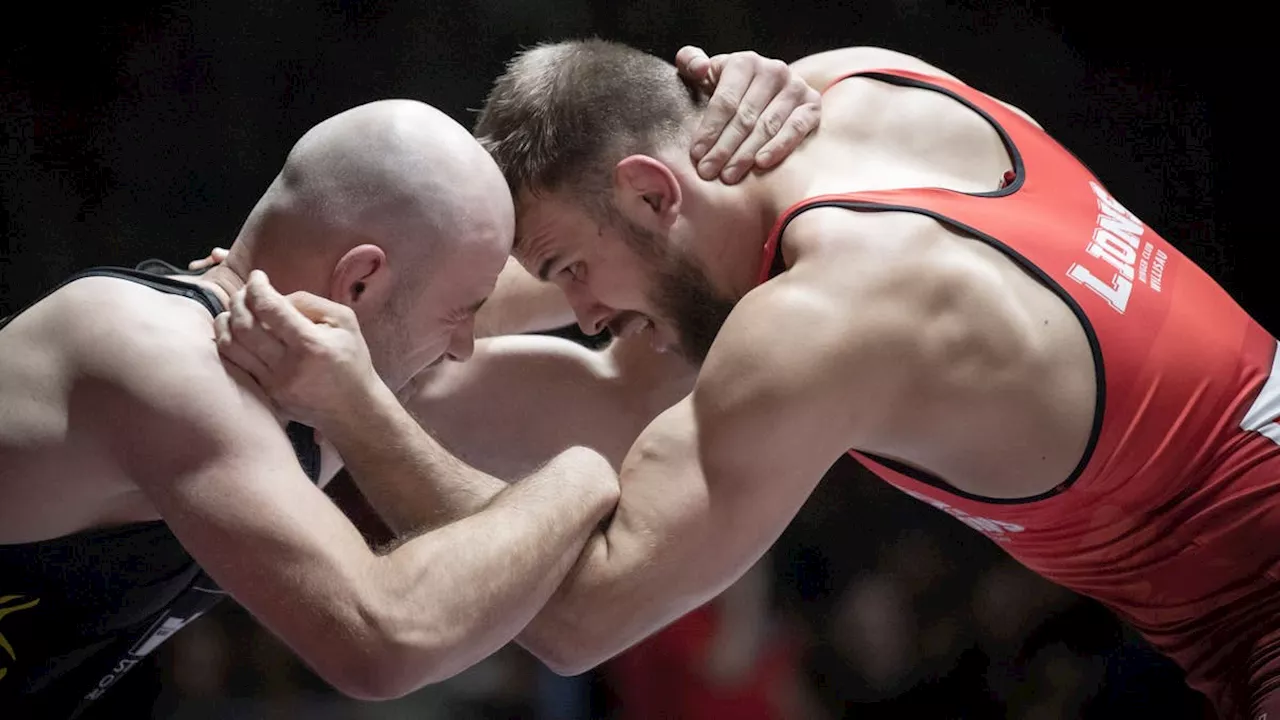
[1,0,1250,717]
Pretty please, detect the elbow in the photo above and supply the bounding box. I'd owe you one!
[308,652,405,702]
[310,610,460,701]
[529,641,602,678]
[313,644,425,702]
[521,622,616,678]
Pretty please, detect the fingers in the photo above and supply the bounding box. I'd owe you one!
[754,95,822,169]
[693,53,793,181]
[690,52,760,173]
[675,46,713,90]
[716,85,800,184]
[283,291,360,330]
[188,247,229,271]
[240,271,324,345]
[214,311,274,386]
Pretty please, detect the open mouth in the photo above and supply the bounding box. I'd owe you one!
[608,312,674,353]
[608,311,652,339]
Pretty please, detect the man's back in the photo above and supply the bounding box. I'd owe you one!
[765,60,1280,715]
[762,66,1099,500]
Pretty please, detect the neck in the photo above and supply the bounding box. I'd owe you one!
[680,168,796,299]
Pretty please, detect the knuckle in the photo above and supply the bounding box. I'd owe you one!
[765,58,788,76]
[733,104,759,129]
[787,114,812,133]
[709,92,740,114]
[759,111,785,137]
[701,145,729,165]
[229,314,253,334]
[337,307,359,328]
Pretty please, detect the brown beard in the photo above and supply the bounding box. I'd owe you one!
[648,249,737,366]
[609,211,734,365]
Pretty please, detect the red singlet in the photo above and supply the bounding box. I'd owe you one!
[759,69,1280,719]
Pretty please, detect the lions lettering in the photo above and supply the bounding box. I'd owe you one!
[1066,182,1150,314]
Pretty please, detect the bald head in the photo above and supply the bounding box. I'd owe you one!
[235,99,514,290]
[226,100,516,388]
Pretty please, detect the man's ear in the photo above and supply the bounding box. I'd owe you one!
[329,244,392,310]
[614,155,682,228]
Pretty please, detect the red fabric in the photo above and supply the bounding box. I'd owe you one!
[608,604,797,720]
[759,68,1280,718]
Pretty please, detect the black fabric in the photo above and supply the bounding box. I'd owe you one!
[0,265,322,718]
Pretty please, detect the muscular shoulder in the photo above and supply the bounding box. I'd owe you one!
[50,277,280,478]
[52,277,221,393]
[791,46,1042,130]
[697,210,932,448]
[789,46,962,91]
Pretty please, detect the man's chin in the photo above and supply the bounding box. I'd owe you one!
[393,356,449,402]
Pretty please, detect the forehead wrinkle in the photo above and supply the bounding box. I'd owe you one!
[514,224,555,275]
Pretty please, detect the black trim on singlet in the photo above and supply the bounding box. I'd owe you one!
[0,266,223,332]
[3,261,323,478]
[850,71,1027,199]
[770,199,1106,505]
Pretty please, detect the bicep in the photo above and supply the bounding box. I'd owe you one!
[98,347,378,679]
[590,381,840,620]
[523,288,861,668]
[409,335,673,477]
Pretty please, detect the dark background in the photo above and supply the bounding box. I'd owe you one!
[0,1,1251,717]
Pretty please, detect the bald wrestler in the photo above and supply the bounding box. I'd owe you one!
[0,48,815,717]
[217,41,1273,720]
[0,99,620,719]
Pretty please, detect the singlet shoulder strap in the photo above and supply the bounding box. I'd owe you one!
[1,265,224,331]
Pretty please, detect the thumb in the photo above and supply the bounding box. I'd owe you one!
[676,46,713,87]
[284,291,361,331]
[241,271,319,345]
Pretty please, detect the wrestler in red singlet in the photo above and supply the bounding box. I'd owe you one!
[760,69,1280,719]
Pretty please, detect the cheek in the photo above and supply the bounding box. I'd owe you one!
[585,258,639,299]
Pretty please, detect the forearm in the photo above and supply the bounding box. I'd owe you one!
[370,446,617,693]
[326,379,507,534]
[513,409,741,675]
[515,516,730,675]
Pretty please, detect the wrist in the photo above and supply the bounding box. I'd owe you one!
[317,375,405,446]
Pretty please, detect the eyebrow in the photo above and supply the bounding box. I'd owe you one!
[536,255,560,282]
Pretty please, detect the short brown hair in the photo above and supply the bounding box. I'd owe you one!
[475,39,702,210]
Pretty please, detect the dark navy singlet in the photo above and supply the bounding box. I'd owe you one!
[0,263,322,719]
